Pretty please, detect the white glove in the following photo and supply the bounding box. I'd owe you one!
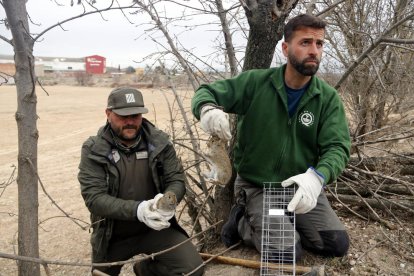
[137,198,170,231]
[281,168,324,214]
[200,105,232,141]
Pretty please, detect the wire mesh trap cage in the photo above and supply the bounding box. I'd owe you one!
[260,185,296,276]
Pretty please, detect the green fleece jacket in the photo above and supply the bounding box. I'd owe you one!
[192,65,351,187]
[78,119,186,261]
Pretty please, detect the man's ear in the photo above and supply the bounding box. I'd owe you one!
[282,41,288,57]
[105,109,111,122]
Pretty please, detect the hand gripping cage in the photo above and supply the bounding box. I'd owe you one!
[260,185,296,276]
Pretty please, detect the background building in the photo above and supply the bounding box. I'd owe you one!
[0,54,106,75]
[85,55,106,74]
[36,56,85,72]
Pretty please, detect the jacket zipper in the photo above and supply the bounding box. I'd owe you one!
[274,91,317,177]
[274,117,292,179]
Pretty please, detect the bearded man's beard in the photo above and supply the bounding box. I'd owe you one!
[288,52,320,76]
[114,125,139,141]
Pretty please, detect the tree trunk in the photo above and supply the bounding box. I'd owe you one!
[3,1,40,275]
[242,0,298,70]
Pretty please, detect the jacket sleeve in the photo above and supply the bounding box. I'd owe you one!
[316,91,351,184]
[78,139,139,221]
[191,70,258,119]
[160,142,186,203]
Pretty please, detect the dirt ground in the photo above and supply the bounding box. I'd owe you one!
[0,85,413,276]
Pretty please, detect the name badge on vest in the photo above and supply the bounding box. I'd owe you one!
[136,151,148,160]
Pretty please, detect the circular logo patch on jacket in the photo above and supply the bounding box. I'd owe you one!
[299,111,314,127]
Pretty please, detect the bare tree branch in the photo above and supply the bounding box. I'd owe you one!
[381,37,414,44]
[33,2,139,42]
[335,10,414,89]
[135,0,199,89]
[316,0,347,17]
[382,42,414,52]
[26,158,88,230]
[0,33,12,44]
[0,220,222,269]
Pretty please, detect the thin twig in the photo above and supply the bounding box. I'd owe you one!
[355,240,385,262]
[0,220,223,268]
[190,185,215,236]
[326,185,368,221]
[184,241,242,276]
[26,158,88,230]
[380,227,414,262]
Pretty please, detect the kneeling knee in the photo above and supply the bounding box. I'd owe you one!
[320,230,349,257]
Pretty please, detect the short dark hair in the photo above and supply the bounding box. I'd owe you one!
[284,14,326,42]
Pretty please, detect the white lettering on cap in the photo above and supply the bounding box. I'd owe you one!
[125,93,136,103]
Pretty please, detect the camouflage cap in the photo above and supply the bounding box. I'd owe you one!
[107,87,149,116]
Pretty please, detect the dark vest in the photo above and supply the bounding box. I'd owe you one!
[111,137,157,240]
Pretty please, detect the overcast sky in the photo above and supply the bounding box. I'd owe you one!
[0,0,240,68]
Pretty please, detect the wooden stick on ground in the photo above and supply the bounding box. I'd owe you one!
[200,253,325,276]
[92,269,110,276]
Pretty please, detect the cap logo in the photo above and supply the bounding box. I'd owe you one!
[125,93,136,103]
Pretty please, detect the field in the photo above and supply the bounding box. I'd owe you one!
[0,85,413,276]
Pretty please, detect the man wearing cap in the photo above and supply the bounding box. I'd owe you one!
[78,87,204,275]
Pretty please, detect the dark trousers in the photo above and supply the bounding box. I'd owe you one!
[235,175,349,259]
[94,227,204,276]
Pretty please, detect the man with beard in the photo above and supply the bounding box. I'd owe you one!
[78,87,203,275]
[191,14,351,261]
